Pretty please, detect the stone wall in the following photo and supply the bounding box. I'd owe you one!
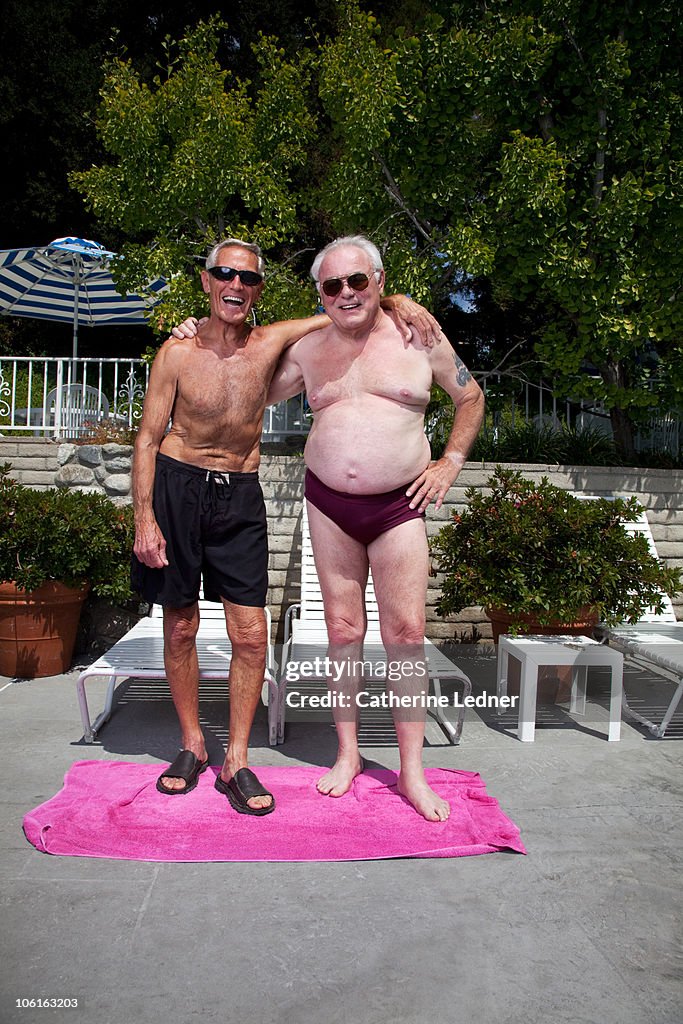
[0,437,133,500]
[1,437,681,638]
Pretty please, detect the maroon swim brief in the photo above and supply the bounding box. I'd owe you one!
[304,469,425,546]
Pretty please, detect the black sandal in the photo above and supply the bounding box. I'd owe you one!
[156,750,208,795]
[215,767,275,816]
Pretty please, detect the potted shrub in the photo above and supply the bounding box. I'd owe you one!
[0,466,135,677]
[432,466,681,639]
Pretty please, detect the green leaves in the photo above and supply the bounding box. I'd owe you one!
[431,466,682,627]
[311,2,682,448]
[319,5,399,154]
[0,467,135,602]
[68,0,681,431]
[71,18,317,331]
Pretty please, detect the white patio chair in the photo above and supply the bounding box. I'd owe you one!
[47,383,109,435]
[276,505,472,745]
[76,599,279,745]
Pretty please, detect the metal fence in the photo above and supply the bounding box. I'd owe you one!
[0,356,309,440]
[479,374,680,456]
[0,356,678,453]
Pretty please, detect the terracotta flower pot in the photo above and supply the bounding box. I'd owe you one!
[486,606,599,644]
[0,581,90,679]
[486,606,599,703]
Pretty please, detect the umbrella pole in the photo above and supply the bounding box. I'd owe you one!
[72,256,80,364]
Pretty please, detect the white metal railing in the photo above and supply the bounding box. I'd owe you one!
[0,356,309,440]
[0,357,678,451]
[0,357,149,437]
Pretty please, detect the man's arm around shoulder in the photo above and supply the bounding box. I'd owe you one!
[262,314,330,353]
[265,333,311,405]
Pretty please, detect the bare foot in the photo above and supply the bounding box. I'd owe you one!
[159,777,189,793]
[317,754,364,797]
[397,770,450,822]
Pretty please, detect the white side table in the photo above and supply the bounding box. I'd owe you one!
[496,635,623,742]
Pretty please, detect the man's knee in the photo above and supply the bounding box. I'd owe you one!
[326,613,366,647]
[163,606,200,650]
[228,610,268,663]
[382,618,426,648]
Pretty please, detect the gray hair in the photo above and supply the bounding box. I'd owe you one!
[206,238,265,277]
[310,235,384,283]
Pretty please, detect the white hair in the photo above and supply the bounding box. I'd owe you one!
[206,238,265,277]
[310,235,384,282]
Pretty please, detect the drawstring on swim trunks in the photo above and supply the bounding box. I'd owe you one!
[204,470,230,515]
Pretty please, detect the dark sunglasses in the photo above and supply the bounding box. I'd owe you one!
[320,271,379,297]
[207,266,263,286]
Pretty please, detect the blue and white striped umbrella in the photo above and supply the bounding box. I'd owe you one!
[0,237,167,358]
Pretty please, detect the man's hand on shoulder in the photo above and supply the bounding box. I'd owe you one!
[170,316,208,340]
[381,295,441,348]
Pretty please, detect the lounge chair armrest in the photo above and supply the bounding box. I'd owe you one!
[283,604,301,646]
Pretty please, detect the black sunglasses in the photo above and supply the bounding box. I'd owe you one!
[320,271,379,297]
[207,266,263,286]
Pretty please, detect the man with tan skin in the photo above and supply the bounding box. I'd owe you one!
[266,236,484,822]
[133,238,439,815]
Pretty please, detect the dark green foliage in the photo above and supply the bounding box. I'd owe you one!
[3,0,681,433]
[473,422,625,467]
[432,466,682,629]
[0,466,135,602]
[427,387,680,465]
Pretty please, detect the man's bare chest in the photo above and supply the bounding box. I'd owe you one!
[177,348,275,420]
[305,340,432,411]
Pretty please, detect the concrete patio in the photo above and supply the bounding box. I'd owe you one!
[1,647,681,1024]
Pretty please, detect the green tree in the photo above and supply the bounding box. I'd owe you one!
[313,0,683,454]
[0,0,340,356]
[71,19,320,329]
[1,0,341,249]
[68,1,682,456]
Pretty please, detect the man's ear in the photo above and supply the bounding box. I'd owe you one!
[200,269,210,294]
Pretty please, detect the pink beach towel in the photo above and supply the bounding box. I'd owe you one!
[23,761,526,862]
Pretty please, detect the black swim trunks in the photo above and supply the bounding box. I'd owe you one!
[131,453,268,608]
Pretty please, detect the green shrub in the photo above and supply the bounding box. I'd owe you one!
[426,388,681,467]
[0,466,135,602]
[472,422,623,466]
[431,466,682,629]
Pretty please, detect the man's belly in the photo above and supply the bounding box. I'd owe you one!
[159,419,262,472]
[304,400,431,493]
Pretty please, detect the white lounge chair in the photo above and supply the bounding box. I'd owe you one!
[76,600,279,745]
[598,507,682,738]
[276,506,473,745]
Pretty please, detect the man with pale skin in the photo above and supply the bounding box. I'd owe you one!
[266,236,485,821]
[133,238,439,815]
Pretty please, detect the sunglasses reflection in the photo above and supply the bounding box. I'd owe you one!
[321,272,377,297]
